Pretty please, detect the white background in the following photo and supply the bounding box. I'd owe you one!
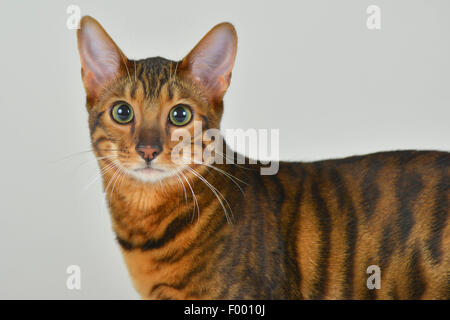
[0,0,449,299]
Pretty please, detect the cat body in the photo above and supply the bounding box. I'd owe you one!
[113,151,449,299]
[76,16,449,299]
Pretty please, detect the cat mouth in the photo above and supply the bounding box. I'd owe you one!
[128,163,176,183]
[134,166,165,174]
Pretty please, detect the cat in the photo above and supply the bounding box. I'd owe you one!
[76,16,449,299]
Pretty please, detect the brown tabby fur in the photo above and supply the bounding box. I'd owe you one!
[77,16,449,299]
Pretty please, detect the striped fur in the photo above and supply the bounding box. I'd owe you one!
[77,17,450,299]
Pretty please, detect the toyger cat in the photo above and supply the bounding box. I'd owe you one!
[76,16,449,299]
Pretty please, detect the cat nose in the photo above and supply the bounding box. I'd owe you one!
[135,144,162,163]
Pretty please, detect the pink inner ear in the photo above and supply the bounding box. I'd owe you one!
[84,34,121,83]
[183,23,237,99]
[193,35,233,83]
[77,17,127,98]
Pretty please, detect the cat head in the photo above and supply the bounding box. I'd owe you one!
[77,16,237,183]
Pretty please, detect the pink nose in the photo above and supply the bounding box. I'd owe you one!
[136,145,161,162]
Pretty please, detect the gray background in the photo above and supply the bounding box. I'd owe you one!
[0,0,449,299]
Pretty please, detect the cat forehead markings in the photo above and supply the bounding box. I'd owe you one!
[132,57,175,100]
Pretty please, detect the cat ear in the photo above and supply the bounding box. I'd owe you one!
[77,16,130,100]
[180,22,237,102]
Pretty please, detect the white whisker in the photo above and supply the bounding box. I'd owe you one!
[83,160,118,192]
[191,159,247,195]
[178,169,200,223]
[183,165,233,224]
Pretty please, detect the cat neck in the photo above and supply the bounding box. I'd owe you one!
[100,162,236,249]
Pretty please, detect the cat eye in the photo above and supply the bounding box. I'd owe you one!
[168,104,192,126]
[111,102,134,124]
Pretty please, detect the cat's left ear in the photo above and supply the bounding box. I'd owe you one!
[180,22,237,102]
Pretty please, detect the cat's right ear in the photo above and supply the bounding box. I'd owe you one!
[77,16,130,101]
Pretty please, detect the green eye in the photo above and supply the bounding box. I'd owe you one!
[111,102,134,124]
[169,104,192,126]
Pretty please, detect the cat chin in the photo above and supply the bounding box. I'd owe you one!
[122,164,184,184]
[126,168,174,183]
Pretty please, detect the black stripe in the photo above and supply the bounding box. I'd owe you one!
[267,173,291,298]
[168,83,174,100]
[116,236,133,250]
[116,213,192,251]
[406,247,426,299]
[149,261,208,297]
[137,63,145,82]
[361,158,382,220]
[284,166,304,299]
[396,171,423,248]
[141,214,192,251]
[130,61,138,98]
[426,174,449,264]
[201,115,209,130]
[162,68,169,83]
[154,293,171,300]
[92,136,108,148]
[90,111,105,133]
[329,168,357,299]
[138,65,148,95]
[388,284,399,300]
[309,170,331,299]
[434,152,450,170]
[378,224,395,269]
[130,82,137,98]
[130,122,136,137]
